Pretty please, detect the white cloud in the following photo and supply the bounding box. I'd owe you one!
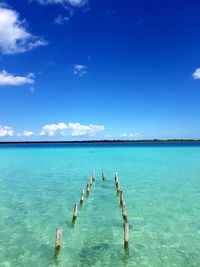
[40,122,68,136]
[0,6,47,55]
[192,68,200,79]
[17,130,34,137]
[33,0,88,7]
[0,125,14,137]
[74,64,87,76]
[120,133,139,138]
[54,14,70,24]
[40,122,104,136]
[68,0,87,6]
[68,122,104,136]
[0,70,34,86]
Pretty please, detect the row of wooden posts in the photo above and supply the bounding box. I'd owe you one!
[55,171,129,253]
[114,172,129,250]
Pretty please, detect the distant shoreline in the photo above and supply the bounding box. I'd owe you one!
[0,139,200,144]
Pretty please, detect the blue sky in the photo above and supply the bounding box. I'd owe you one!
[0,0,200,141]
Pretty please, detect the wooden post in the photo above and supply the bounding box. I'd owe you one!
[115,172,118,181]
[115,172,119,187]
[117,182,121,194]
[72,203,78,222]
[92,171,95,181]
[89,176,93,188]
[102,172,106,181]
[120,190,124,205]
[122,202,127,221]
[80,189,84,205]
[86,183,90,195]
[55,227,62,251]
[124,222,129,249]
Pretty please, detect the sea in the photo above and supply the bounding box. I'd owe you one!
[0,142,200,267]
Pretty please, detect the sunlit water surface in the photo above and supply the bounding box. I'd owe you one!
[0,143,200,267]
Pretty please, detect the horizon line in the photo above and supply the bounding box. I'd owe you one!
[0,139,200,144]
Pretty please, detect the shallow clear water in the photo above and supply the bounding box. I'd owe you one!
[0,143,200,267]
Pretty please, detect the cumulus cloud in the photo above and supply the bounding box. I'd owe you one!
[192,68,200,80]
[32,0,88,7]
[0,6,47,55]
[17,130,34,137]
[68,122,104,136]
[0,125,14,137]
[120,133,139,138]
[0,70,34,86]
[54,14,70,24]
[74,64,87,76]
[40,122,68,136]
[40,122,104,136]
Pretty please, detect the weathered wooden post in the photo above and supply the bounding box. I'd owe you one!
[122,202,127,221]
[117,182,121,194]
[92,171,95,181]
[115,172,119,186]
[102,172,106,181]
[124,222,129,249]
[80,189,84,205]
[86,183,90,195]
[55,227,62,252]
[72,203,78,222]
[120,190,124,205]
[89,176,93,188]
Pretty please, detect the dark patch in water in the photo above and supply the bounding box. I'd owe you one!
[77,243,113,266]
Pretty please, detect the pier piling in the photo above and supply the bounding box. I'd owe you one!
[115,172,119,186]
[102,172,106,181]
[92,171,95,181]
[55,227,62,252]
[120,190,124,205]
[89,176,93,188]
[122,202,127,221]
[80,189,84,205]
[72,203,78,222]
[115,173,119,188]
[124,222,129,249]
[117,182,121,194]
[86,183,90,195]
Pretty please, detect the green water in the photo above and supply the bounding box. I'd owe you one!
[0,143,200,267]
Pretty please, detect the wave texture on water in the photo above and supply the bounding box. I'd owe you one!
[0,143,200,266]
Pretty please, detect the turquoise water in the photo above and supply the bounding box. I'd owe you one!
[0,143,200,267]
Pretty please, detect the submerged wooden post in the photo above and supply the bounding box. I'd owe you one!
[102,172,106,181]
[55,227,62,252]
[124,222,129,249]
[86,183,90,195]
[80,189,84,205]
[120,190,124,205]
[72,203,78,222]
[122,202,127,221]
